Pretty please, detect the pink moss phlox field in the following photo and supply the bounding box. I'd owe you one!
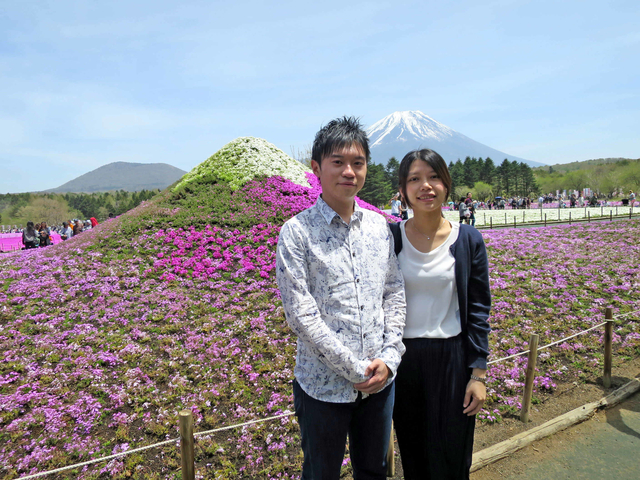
[1,171,639,477]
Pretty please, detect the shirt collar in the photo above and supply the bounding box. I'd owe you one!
[315,196,363,225]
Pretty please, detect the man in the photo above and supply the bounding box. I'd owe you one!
[276,116,406,479]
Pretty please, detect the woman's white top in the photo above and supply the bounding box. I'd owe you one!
[398,220,462,339]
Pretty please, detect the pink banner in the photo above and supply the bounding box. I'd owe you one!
[0,233,62,252]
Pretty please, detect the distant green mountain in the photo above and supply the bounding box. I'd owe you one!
[45,162,187,193]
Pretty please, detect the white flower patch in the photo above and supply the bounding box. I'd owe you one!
[174,137,311,191]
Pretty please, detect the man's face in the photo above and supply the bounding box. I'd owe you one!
[311,143,367,209]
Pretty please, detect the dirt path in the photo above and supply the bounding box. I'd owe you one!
[470,390,640,479]
[469,356,640,480]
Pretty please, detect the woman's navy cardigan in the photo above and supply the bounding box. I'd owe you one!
[389,222,491,369]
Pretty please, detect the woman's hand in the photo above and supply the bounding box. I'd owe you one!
[463,369,487,416]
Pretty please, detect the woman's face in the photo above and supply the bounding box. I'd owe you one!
[404,159,448,214]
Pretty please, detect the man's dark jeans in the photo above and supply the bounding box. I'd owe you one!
[293,379,394,480]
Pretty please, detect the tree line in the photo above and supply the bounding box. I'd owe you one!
[357,156,539,207]
[0,190,159,227]
[534,158,640,197]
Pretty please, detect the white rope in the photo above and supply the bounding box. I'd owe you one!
[487,308,640,366]
[194,411,294,437]
[16,411,296,480]
[16,438,178,480]
[614,308,640,320]
[487,349,530,365]
[488,321,607,366]
[537,322,607,352]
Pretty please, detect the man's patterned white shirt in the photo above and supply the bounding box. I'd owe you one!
[276,197,406,403]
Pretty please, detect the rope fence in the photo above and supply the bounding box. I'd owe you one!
[487,322,608,365]
[15,306,640,480]
[16,439,178,480]
[472,204,639,230]
[192,411,294,438]
[16,413,297,480]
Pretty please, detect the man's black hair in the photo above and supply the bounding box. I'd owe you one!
[311,116,370,166]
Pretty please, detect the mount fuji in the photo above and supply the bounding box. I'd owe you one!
[366,111,545,167]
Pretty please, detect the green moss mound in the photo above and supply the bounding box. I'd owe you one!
[174,137,310,191]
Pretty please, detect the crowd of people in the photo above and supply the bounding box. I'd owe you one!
[15,218,98,250]
[440,190,631,214]
[392,188,636,229]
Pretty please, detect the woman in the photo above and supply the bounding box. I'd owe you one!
[458,197,470,224]
[21,222,38,249]
[73,220,83,236]
[390,194,402,218]
[390,149,491,479]
[39,222,51,247]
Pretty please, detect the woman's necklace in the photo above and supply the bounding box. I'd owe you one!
[409,217,444,241]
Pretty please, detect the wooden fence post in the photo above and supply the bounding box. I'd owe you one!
[520,334,539,423]
[544,213,547,227]
[610,210,613,221]
[386,424,395,476]
[179,410,196,480]
[588,211,590,222]
[490,217,493,229]
[569,212,572,225]
[513,216,516,228]
[603,308,614,389]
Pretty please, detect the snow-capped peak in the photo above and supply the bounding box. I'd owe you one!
[366,111,455,147]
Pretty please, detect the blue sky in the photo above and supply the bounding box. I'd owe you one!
[1,0,638,193]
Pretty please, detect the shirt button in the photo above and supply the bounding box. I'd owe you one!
[363,333,368,338]
[356,278,360,283]
[352,252,356,257]
[360,305,364,311]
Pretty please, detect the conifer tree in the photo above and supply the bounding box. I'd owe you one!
[358,163,393,208]
[385,157,400,191]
